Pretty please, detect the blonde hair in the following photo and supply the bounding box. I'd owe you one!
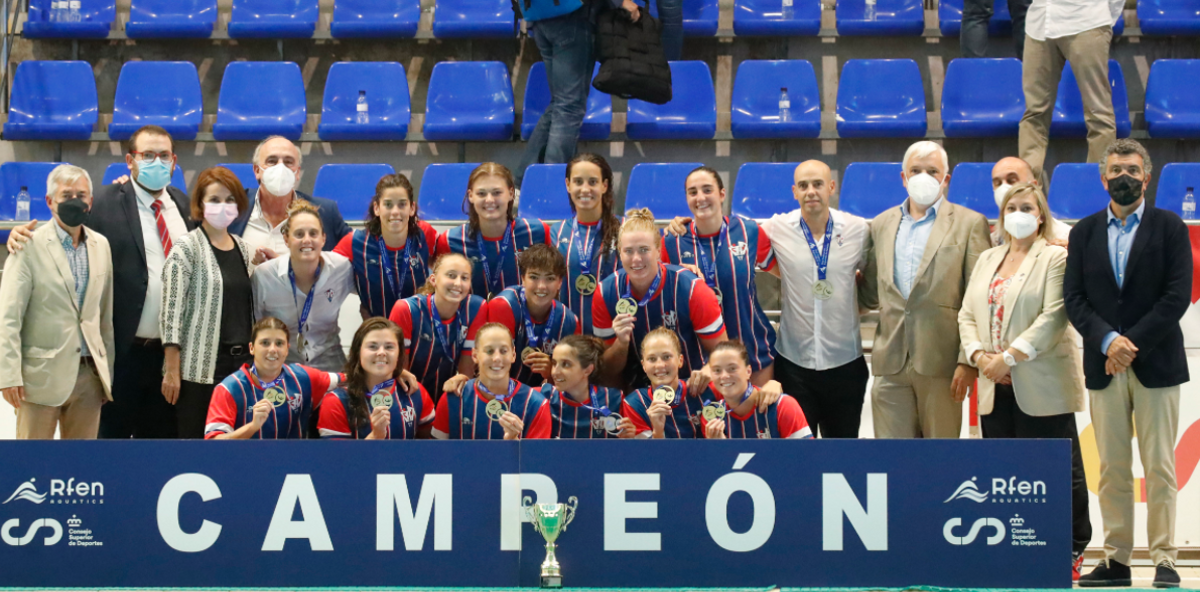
[619,208,659,246]
[640,326,681,355]
[997,182,1055,242]
[417,252,472,295]
[281,198,323,239]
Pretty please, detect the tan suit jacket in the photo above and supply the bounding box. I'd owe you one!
[958,238,1085,416]
[859,199,991,378]
[0,222,115,406]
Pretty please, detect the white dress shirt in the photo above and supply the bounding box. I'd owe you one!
[133,182,188,339]
[1026,0,1123,41]
[251,251,355,372]
[764,208,869,371]
[240,189,291,257]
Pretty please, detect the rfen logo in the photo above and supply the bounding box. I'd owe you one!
[3,478,105,505]
[2,479,47,505]
[943,477,988,503]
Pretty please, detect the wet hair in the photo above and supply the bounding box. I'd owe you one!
[465,162,517,238]
[518,243,568,280]
[474,322,515,346]
[281,198,324,239]
[341,317,405,436]
[365,173,422,241]
[557,334,605,378]
[566,153,620,256]
[711,339,751,366]
[417,252,472,296]
[190,166,249,221]
[640,326,682,355]
[618,207,659,246]
[251,317,290,344]
[686,166,725,192]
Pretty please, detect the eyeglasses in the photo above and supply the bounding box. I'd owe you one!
[130,151,174,164]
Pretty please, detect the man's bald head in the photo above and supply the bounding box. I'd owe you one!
[793,160,835,218]
[795,160,832,183]
[992,157,1036,189]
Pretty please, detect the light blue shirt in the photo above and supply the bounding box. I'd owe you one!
[892,198,942,300]
[54,221,90,358]
[1100,200,1145,355]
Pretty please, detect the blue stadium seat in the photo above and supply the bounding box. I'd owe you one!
[627,62,716,140]
[1138,0,1200,36]
[102,162,187,191]
[1145,60,1200,139]
[424,62,514,141]
[212,62,307,141]
[941,58,1023,138]
[419,164,478,221]
[946,162,998,219]
[109,62,203,141]
[730,163,800,219]
[518,164,574,220]
[3,61,97,141]
[836,59,927,138]
[25,0,115,38]
[836,0,924,35]
[624,163,704,221]
[731,60,821,139]
[331,0,420,38]
[313,164,397,221]
[126,0,217,38]
[216,163,259,194]
[228,0,318,38]
[937,0,1010,36]
[1114,12,1125,36]
[432,0,514,38]
[1047,163,1109,220]
[1153,164,1200,217]
[521,62,611,142]
[644,0,719,36]
[1050,59,1131,139]
[839,162,905,219]
[733,0,821,36]
[0,162,66,221]
[318,62,411,141]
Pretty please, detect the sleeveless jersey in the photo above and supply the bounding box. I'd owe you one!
[334,222,439,318]
[549,217,622,334]
[624,379,710,439]
[540,383,631,439]
[205,363,333,439]
[480,287,579,386]
[435,218,550,298]
[390,294,487,399]
[316,383,435,439]
[699,389,812,439]
[431,379,551,439]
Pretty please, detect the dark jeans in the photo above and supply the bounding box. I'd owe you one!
[176,344,251,439]
[99,339,177,439]
[656,0,683,62]
[981,383,1092,555]
[962,0,1031,59]
[776,355,869,438]
[517,8,594,185]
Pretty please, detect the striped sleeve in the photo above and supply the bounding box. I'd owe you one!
[591,282,615,341]
[431,395,451,439]
[688,279,725,337]
[317,393,352,439]
[418,385,436,425]
[777,396,813,439]
[333,233,354,259]
[755,223,777,272]
[524,401,552,439]
[204,384,237,439]
[390,300,414,347]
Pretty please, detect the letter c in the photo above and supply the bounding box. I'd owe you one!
[157,473,222,553]
[943,518,965,545]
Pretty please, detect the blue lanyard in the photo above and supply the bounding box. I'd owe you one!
[289,261,322,344]
[369,379,395,398]
[691,220,728,291]
[703,385,752,411]
[577,385,612,416]
[478,378,517,404]
[799,215,834,281]
[377,235,415,295]
[572,218,598,276]
[620,266,663,308]
[518,287,559,351]
[426,295,463,361]
[475,221,514,296]
[251,365,285,391]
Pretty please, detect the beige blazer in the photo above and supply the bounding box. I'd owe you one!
[859,200,991,378]
[0,222,115,406]
[957,238,1085,416]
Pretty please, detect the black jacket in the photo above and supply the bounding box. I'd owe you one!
[1063,203,1193,390]
[227,190,352,252]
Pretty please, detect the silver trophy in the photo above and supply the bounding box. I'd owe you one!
[523,495,578,588]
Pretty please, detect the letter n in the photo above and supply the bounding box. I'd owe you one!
[377,475,453,551]
[822,473,887,551]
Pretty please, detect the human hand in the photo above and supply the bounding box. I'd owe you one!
[250,398,272,428]
[252,247,278,266]
[442,373,470,396]
[1,386,25,409]
[620,0,641,22]
[162,367,181,405]
[648,400,670,433]
[500,412,524,440]
[617,416,637,439]
[981,353,1011,383]
[612,313,636,343]
[112,174,130,185]
[705,419,726,439]
[1106,335,1138,367]
[687,366,712,396]
[1105,357,1129,376]
[6,220,36,254]
[524,352,553,379]
[399,369,420,394]
[370,406,391,438]
[951,363,976,403]
[755,380,783,412]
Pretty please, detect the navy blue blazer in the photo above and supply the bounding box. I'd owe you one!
[228,190,352,252]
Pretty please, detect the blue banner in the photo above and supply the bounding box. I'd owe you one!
[0,440,1070,589]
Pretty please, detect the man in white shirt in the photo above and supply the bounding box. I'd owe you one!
[1018,0,1124,178]
[990,156,1073,246]
[763,160,871,438]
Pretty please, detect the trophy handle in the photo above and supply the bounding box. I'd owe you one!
[564,496,579,528]
[522,495,540,529]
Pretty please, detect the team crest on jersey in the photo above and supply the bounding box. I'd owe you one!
[288,391,302,412]
[462,417,473,426]
[836,234,844,247]
[421,332,433,342]
[730,241,748,257]
[325,289,335,303]
[560,237,571,246]
[757,428,771,439]
[401,406,416,425]
[409,256,422,267]
[689,412,702,426]
[663,311,678,330]
[459,327,469,342]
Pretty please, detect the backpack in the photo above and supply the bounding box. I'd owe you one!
[514,0,585,23]
[592,10,672,104]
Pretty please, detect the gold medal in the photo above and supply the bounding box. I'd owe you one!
[813,279,834,300]
[575,274,598,296]
[522,347,539,362]
[652,385,676,405]
[703,402,725,421]
[485,398,509,422]
[615,297,638,316]
[370,393,394,408]
[264,387,286,407]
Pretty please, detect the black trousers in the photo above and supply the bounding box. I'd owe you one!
[962,0,1031,59]
[99,339,178,439]
[981,383,1092,555]
[776,355,869,438]
[176,344,251,439]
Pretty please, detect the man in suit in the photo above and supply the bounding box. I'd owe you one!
[859,141,991,438]
[6,125,196,438]
[1067,139,1189,589]
[228,135,351,264]
[0,165,114,439]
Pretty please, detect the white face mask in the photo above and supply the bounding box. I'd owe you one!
[260,162,297,196]
[906,172,943,206]
[1004,211,1040,240]
[993,183,1013,207]
[204,202,240,230]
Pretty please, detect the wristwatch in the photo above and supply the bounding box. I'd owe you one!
[1002,351,1018,367]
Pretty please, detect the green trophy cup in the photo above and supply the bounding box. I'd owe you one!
[523,495,578,588]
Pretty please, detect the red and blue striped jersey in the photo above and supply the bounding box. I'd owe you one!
[204,363,333,439]
[549,218,622,334]
[316,383,435,439]
[699,388,813,439]
[431,379,551,439]
[539,383,633,439]
[592,264,725,390]
[624,379,710,439]
[661,216,778,371]
[389,294,487,400]
[435,219,551,298]
[333,223,440,318]
[479,287,580,386]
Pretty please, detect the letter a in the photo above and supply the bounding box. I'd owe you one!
[263,475,334,551]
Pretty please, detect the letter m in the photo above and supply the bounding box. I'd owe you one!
[822,473,887,551]
[377,475,453,551]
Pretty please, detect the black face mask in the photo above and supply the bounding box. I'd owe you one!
[57,198,90,228]
[1107,174,1143,207]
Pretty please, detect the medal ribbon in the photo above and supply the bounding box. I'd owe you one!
[572,218,598,278]
[369,379,396,398]
[475,221,514,296]
[578,385,612,417]
[799,215,834,282]
[250,364,285,391]
[518,287,560,352]
[619,266,664,308]
[478,378,517,404]
[377,235,415,296]
[289,261,323,351]
[426,295,464,360]
[691,220,728,293]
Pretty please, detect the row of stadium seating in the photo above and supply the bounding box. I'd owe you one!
[4,160,1198,223]
[7,58,1199,142]
[28,0,1200,39]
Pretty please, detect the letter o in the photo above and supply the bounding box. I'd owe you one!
[157,474,223,553]
[705,472,776,552]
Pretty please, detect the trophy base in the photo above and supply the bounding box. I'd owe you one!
[540,575,562,588]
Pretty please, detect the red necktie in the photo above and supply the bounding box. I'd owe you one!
[150,198,173,256]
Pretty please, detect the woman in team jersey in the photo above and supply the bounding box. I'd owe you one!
[700,340,812,440]
[624,328,709,439]
[432,323,550,440]
[204,317,342,439]
[663,166,779,385]
[548,154,623,334]
[540,335,635,439]
[334,174,439,318]
[436,163,551,299]
[317,317,436,439]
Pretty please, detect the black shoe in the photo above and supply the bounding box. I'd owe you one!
[1153,560,1181,589]
[1078,559,1132,587]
